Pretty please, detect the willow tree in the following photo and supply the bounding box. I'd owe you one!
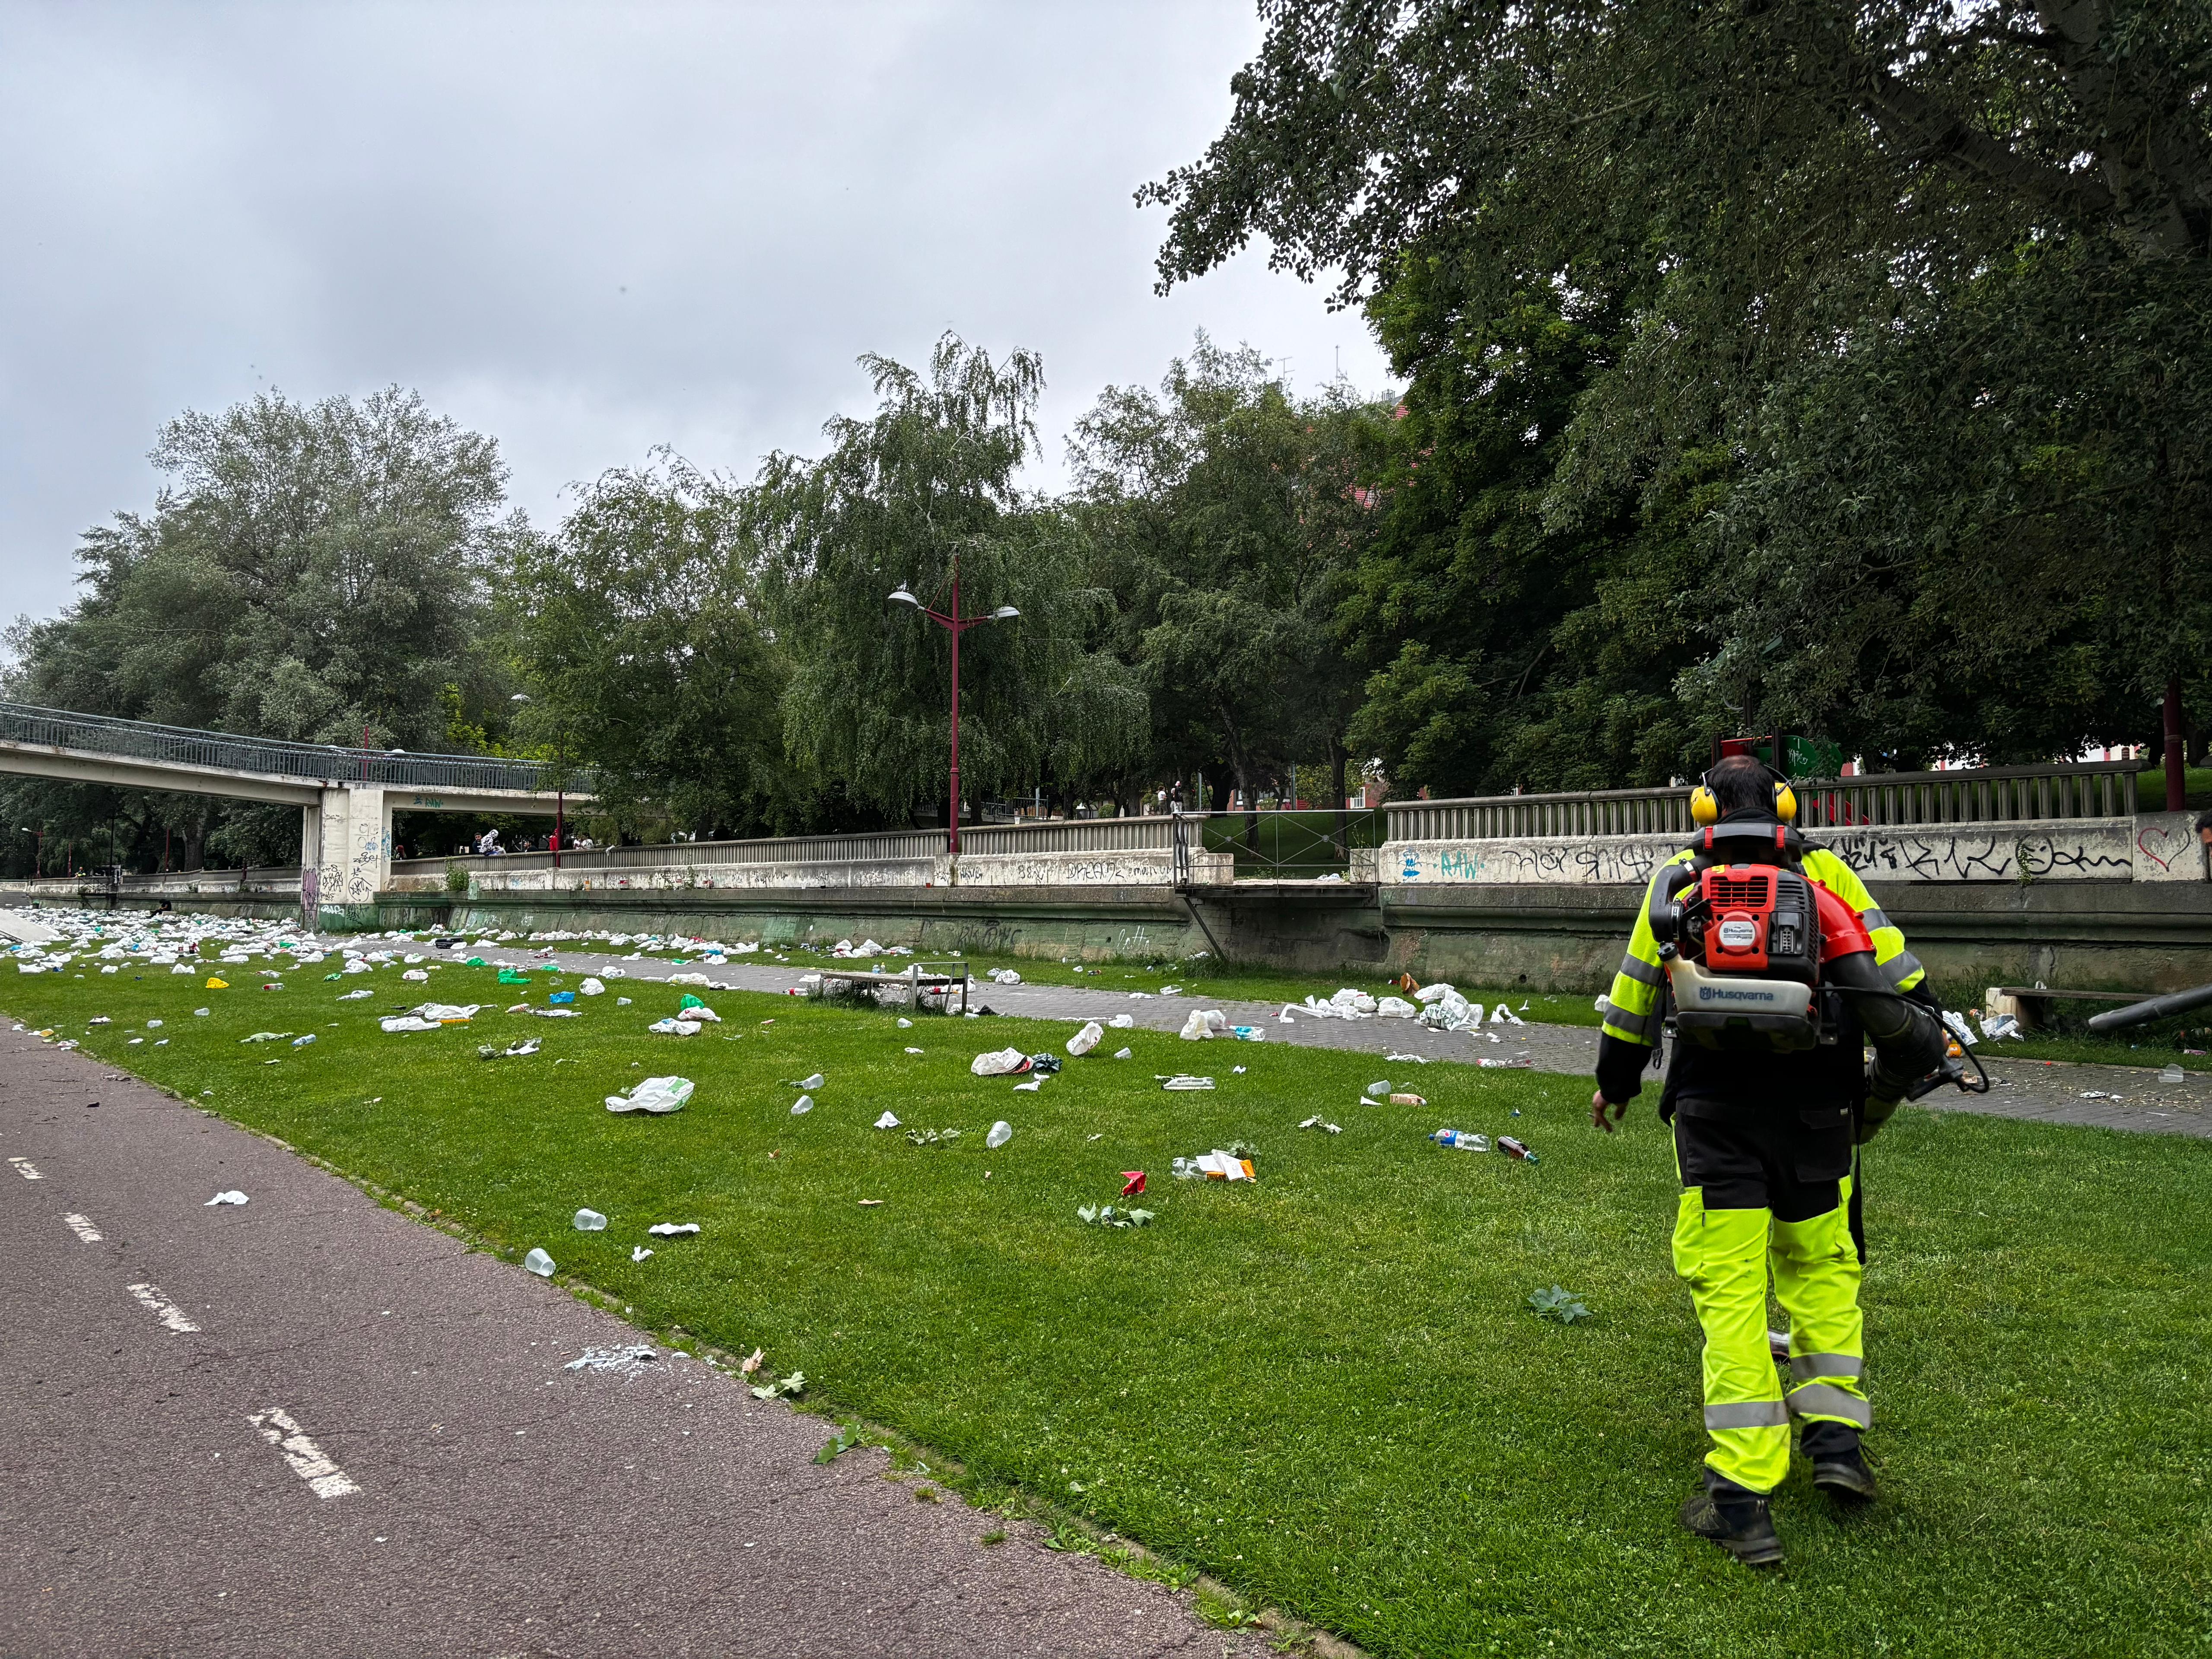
[755,335,1144,822]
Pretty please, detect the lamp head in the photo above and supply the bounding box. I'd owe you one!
[991,605,1020,620]
[888,586,920,607]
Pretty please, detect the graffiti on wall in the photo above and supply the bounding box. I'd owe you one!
[1386,821,2137,886]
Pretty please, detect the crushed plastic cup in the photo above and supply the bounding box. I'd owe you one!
[573,1208,608,1230]
[874,1110,901,1128]
[523,1247,556,1277]
[2161,1063,2187,1084]
[794,1073,825,1090]
[1114,1046,1133,1059]
[896,1017,913,1028]
[791,1095,814,1115]
[194,1007,210,1017]
[1365,1080,1391,1098]
[986,1120,1013,1149]
[1067,1021,1104,1056]
[605,1076,693,1115]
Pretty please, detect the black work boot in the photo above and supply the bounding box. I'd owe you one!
[1678,1469,1783,1567]
[1801,1421,1876,1503]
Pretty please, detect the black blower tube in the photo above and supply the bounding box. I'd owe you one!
[1824,951,1948,1099]
[2086,981,2212,1035]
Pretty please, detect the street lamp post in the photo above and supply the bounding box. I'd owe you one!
[888,563,1019,866]
[511,693,563,869]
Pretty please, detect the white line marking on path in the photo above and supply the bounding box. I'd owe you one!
[126,1281,200,1333]
[62,1212,102,1242]
[247,1408,360,1498]
[9,1157,42,1179]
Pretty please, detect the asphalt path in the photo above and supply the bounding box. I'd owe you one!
[457,941,2212,1140]
[0,1028,1272,1659]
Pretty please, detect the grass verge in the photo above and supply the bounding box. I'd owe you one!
[6,957,2209,1656]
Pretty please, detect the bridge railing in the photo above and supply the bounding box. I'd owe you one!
[0,701,578,794]
[1384,760,2143,842]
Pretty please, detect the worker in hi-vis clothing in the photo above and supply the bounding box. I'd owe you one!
[1589,755,1938,1566]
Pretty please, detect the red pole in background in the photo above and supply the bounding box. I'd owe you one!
[2165,677,2187,814]
[949,560,962,864]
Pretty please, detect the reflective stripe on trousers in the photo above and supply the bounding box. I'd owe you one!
[1673,1184,1870,1494]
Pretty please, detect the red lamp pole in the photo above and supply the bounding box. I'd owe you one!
[891,559,1017,866]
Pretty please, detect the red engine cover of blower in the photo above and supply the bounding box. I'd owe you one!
[1813,879,1873,962]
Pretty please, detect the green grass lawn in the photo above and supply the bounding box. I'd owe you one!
[7,957,2209,1656]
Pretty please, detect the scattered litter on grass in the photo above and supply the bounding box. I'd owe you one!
[904,1046,924,1055]
[339,988,372,1001]
[648,1018,702,1036]
[205,1190,249,1205]
[1077,1204,1154,1227]
[1067,1021,1103,1056]
[982,1119,1014,1148]
[1299,1116,1343,1134]
[971,1047,1029,1076]
[874,1110,900,1129]
[788,1072,825,1090]
[1528,1285,1591,1324]
[1979,1012,2024,1042]
[1179,1150,1255,1181]
[896,1017,913,1028]
[605,1076,693,1115]
[194,1007,210,1017]
[573,1209,608,1230]
[241,1031,289,1044]
[648,1222,700,1236]
[1385,1053,1430,1064]
[750,1371,806,1400]
[858,1198,884,1207]
[790,1095,814,1115]
[740,1348,764,1375]
[479,1038,541,1059]
[580,978,605,996]
[985,967,1022,985]
[523,1248,556,1277]
[1476,1057,1535,1070]
[906,1128,962,1146]
[632,1246,653,1262]
[1113,1046,1133,1059]
[1389,1092,1426,1106]
[1159,1074,1214,1090]
[2161,1064,2187,1084]
[291,1034,315,1048]
[1119,1171,1146,1197]
[380,1016,442,1033]
[1430,1128,1490,1152]
[206,977,228,989]
[1498,1135,1538,1163]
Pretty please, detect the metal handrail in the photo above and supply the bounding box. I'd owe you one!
[1385,760,2143,842]
[0,700,579,794]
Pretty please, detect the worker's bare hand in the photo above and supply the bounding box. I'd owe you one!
[1590,1089,1625,1134]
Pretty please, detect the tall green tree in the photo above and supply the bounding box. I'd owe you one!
[2,388,518,867]
[1144,0,2212,771]
[502,454,805,838]
[755,335,1144,823]
[1071,336,1386,809]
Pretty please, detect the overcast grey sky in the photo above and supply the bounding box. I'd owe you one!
[0,1,1390,628]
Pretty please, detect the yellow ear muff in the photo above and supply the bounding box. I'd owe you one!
[1774,782,1797,823]
[1690,784,1719,826]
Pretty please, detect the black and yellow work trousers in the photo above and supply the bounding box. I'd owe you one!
[1671,1104,1871,1494]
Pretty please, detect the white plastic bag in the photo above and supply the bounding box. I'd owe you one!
[579,977,605,996]
[1067,1021,1103,1056]
[1108,1013,1134,1029]
[1179,1010,1212,1040]
[970,1046,1029,1076]
[1376,996,1417,1018]
[606,1075,693,1114]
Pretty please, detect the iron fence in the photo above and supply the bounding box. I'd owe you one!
[1385,760,2144,842]
[0,701,578,794]
[1172,808,1385,887]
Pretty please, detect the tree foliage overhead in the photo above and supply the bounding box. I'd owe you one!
[755,334,1145,821]
[1144,0,2212,769]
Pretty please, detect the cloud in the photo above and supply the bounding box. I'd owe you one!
[0,0,1389,627]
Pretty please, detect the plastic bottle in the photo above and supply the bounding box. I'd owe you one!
[1498,1135,1538,1164]
[1428,1128,1489,1152]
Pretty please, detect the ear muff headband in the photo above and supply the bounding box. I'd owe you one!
[1694,760,1797,825]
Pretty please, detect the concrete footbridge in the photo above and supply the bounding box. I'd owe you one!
[0,701,589,914]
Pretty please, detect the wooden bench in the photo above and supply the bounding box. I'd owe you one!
[803,960,970,1014]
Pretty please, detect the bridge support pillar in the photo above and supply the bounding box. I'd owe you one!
[308,785,391,923]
